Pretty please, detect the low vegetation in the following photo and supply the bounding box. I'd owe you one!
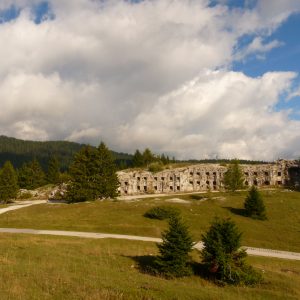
[144,206,180,220]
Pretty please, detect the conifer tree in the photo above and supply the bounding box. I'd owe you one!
[132,149,143,167]
[66,142,119,203]
[223,160,244,192]
[47,156,60,184]
[154,214,194,278]
[96,142,120,199]
[244,186,267,220]
[18,159,46,189]
[0,161,19,203]
[201,218,262,285]
[142,148,155,167]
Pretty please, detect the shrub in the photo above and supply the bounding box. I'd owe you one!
[201,218,262,285]
[244,186,267,220]
[152,215,194,278]
[148,162,164,173]
[144,206,180,220]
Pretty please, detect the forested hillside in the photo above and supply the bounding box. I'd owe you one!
[0,136,133,171]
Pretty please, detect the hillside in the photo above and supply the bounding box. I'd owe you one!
[0,136,133,171]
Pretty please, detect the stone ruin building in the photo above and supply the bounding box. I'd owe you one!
[118,160,300,196]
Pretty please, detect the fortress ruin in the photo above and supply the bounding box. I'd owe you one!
[118,160,300,196]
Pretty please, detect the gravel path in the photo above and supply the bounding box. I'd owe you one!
[0,227,299,261]
[0,200,47,215]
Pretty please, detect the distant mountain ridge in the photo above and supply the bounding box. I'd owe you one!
[0,135,133,171]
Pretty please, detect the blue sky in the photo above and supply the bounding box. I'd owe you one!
[0,0,300,159]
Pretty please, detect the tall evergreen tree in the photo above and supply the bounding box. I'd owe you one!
[66,142,119,203]
[223,160,244,192]
[132,149,143,167]
[47,156,60,184]
[244,186,267,220]
[142,148,155,167]
[201,218,262,285]
[18,159,46,189]
[0,161,19,203]
[153,214,194,278]
[97,142,120,199]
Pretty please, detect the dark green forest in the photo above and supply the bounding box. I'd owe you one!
[0,136,133,171]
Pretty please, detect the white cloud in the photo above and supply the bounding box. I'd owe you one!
[0,0,299,159]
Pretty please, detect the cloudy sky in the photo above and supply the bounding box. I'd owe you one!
[0,0,300,160]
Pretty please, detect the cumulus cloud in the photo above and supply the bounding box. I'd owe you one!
[0,0,299,159]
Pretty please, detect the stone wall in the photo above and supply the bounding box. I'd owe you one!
[118,160,297,196]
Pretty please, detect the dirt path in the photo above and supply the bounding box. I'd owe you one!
[0,227,299,261]
[0,200,47,215]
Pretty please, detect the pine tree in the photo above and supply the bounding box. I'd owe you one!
[201,218,262,285]
[96,142,120,199]
[47,156,60,184]
[132,149,143,167]
[0,161,19,203]
[154,214,194,278]
[223,160,244,192]
[18,159,46,189]
[66,142,119,203]
[244,186,267,220]
[66,146,100,203]
[142,148,155,167]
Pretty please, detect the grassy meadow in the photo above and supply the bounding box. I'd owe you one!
[0,189,299,252]
[0,234,299,300]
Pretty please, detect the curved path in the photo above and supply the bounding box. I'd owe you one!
[0,200,47,215]
[0,227,299,261]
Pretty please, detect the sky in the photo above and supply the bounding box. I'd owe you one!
[0,0,300,160]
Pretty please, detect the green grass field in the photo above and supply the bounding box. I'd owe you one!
[0,189,299,252]
[0,234,299,300]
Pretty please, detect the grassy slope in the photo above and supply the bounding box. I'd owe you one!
[0,234,299,300]
[0,190,299,252]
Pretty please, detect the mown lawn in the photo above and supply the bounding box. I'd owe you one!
[0,189,299,252]
[0,234,299,300]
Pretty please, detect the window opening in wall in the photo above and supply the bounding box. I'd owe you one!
[190,172,193,175]
[197,181,200,185]
[137,186,141,190]
[278,172,281,176]
[277,181,282,185]
[213,172,216,176]
[244,172,249,176]
[144,186,147,191]
[176,177,180,181]
[170,186,173,190]
[189,181,193,184]
[206,180,209,185]
[170,177,173,181]
[154,186,158,190]
[206,172,209,175]
[264,180,270,185]
[213,181,217,185]
[144,177,147,180]
[137,177,140,181]
[154,177,157,180]
[245,181,249,185]
[125,182,128,186]
[125,190,128,194]
[177,186,180,190]
[254,172,258,176]
[161,177,165,180]
[265,172,269,176]
[196,172,200,175]
[253,180,258,186]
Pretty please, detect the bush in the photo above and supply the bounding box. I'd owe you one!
[152,214,194,278]
[144,206,180,220]
[244,186,267,220]
[148,162,164,173]
[201,218,262,285]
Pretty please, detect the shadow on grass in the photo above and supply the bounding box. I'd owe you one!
[189,195,205,200]
[126,255,158,275]
[223,206,247,217]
